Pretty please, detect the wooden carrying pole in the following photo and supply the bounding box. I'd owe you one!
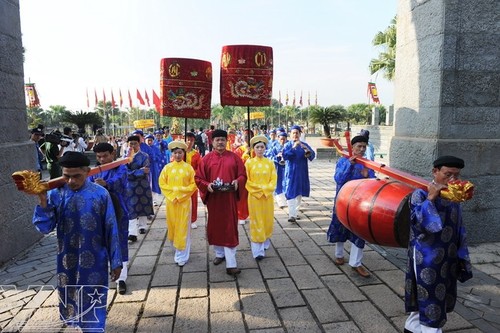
[332,139,432,190]
[12,158,130,194]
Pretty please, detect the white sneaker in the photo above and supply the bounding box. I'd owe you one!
[191,223,198,229]
[177,261,186,267]
[238,220,246,225]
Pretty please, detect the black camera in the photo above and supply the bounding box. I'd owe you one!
[44,131,62,144]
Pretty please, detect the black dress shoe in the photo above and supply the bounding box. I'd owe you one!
[118,281,127,295]
[213,257,225,265]
[255,255,264,261]
[226,267,241,276]
[404,329,413,333]
[128,235,137,242]
[287,217,296,223]
[139,228,146,234]
[295,216,301,220]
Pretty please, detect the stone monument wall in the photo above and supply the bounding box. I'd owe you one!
[391,0,500,242]
[0,0,42,265]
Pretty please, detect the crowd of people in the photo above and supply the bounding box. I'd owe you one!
[27,124,472,333]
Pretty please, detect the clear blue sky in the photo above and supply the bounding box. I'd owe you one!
[20,0,397,111]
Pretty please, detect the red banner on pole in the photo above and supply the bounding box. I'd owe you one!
[137,89,145,105]
[368,82,380,104]
[220,45,273,107]
[152,89,161,113]
[128,89,133,108]
[160,58,212,119]
[25,83,40,108]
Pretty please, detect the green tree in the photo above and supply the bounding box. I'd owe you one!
[369,16,397,81]
[26,106,44,129]
[62,110,103,134]
[308,105,346,138]
[346,103,371,127]
[45,105,71,128]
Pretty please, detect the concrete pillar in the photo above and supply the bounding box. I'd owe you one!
[391,0,500,242]
[386,105,394,126]
[371,106,380,125]
[0,0,42,265]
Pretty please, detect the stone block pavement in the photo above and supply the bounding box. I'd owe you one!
[0,160,499,332]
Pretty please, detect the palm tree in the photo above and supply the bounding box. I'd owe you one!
[46,105,71,128]
[62,111,103,134]
[308,105,345,138]
[369,16,397,81]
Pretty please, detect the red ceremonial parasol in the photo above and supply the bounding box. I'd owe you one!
[160,58,213,136]
[220,45,273,145]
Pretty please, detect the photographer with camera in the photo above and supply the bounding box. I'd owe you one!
[60,127,76,155]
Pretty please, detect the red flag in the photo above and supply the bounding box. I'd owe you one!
[292,91,296,107]
[86,88,89,108]
[299,91,303,107]
[111,89,116,107]
[128,89,133,108]
[94,88,98,106]
[137,89,145,105]
[103,89,106,105]
[152,89,161,113]
[144,90,150,107]
[119,89,123,107]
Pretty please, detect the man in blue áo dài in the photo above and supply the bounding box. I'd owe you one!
[145,134,164,206]
[126,135,154,240]
[153,129,169,167]
[404,156,472,333]
[282,125,315,222]
[90,143,130,295]
[327,135,374,278]
[269,131,288,208]
[32,151,122,331]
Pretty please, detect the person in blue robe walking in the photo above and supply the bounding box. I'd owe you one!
[145,134,164,206]
[404,156,472,333]
[269,131,288,208]
[327,135,375,278]
[282,125,315,222]
[126,135,154,240]
[32,151,122,331]
[90,143,130,295]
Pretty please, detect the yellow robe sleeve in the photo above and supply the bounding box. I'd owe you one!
[245,158,277,199]
[159,161,197,203]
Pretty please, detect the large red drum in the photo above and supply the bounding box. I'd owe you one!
[335,178,414,248]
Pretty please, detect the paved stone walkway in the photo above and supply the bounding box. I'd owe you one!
[0,160,499,332]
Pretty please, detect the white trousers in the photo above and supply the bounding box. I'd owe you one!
[174,224,191,264]
[404,247,442,333]
[128,216,149,236]
[275,193,287,207]
[128,219,138,236]
[117,261,128,282]
[335,242,363,267]
[287,195,302,218]
[251,239,271,258]
[213,246,237,268]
